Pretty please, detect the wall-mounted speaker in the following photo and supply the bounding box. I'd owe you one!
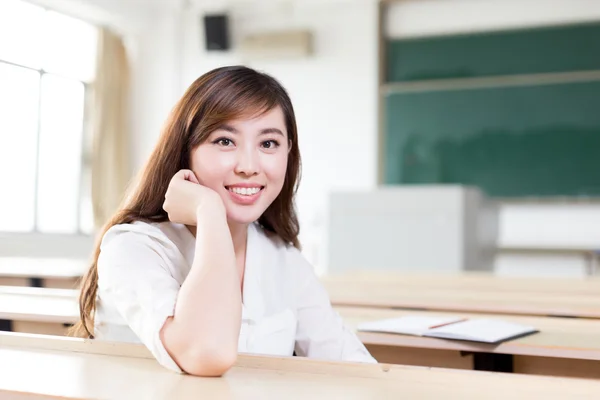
[203,14,230,51]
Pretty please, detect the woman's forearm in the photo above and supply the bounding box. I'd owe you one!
[161,206,241,376]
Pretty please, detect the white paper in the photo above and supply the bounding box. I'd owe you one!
[357,315,466,336]
[424,318,538,343]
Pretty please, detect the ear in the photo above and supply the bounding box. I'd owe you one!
[288,139,293,153]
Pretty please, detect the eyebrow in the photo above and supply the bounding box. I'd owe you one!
[259,128,284,137]
[218,124,284,136]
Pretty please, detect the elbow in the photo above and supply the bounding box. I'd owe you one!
[179,346,238,377]
[161,318,238,377]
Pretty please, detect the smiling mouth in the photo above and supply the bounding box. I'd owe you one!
[225,186,264,196]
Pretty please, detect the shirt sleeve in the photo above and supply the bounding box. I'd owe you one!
[289,248,377,364]
[96,229,183,373]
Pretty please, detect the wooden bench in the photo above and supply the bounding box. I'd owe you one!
[1,333,600,399]
[0,257,86,289]
[336,305,600,380]
[0,286,78,335]
[322,272,600,318]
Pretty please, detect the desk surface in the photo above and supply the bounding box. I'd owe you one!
[322,271,600,294]
[1,333,599,399]
[0,286,78,324]
[322,272,600,318]
[0,257,87,279]
[336,306,600,361]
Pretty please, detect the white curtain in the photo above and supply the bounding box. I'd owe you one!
[91,27,130,229]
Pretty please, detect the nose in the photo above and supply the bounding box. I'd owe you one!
[234,146,260,176]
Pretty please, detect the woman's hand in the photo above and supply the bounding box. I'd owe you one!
[163,169,224,225]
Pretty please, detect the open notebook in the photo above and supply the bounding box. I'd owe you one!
[357,316,539,344]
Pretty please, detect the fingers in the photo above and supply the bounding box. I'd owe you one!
[185,170,200,185]
[173,169,200,184]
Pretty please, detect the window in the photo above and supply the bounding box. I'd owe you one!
[0,0,97,235]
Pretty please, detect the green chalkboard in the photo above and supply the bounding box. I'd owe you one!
[384,81,600,196]
[387,23,600,82]
[384,23,600,197]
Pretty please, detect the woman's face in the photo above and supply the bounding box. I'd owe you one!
[191,106,289,226]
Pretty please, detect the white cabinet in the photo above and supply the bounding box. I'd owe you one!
[326,185,498,273]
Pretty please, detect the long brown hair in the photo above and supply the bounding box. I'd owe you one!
[72,66,302,338]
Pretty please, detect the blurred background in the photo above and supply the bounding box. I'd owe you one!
[2,0,600,279]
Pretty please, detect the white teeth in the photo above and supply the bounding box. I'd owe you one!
[229,187,261,196]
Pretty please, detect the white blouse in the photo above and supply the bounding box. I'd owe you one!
[94,220,376,372]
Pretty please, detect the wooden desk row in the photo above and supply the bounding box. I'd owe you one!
[1,332,600,399]
[320,272,600,318]
[0,257,85,289]
[1,286,600,380]
[2,257,600,319]
[0,286,78,335]
[323,271,600,295]
[2,257,599,318]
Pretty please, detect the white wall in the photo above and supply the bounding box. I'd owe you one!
[127,13,183,173]
[387,0,600,38]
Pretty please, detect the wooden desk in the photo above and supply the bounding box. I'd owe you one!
[0,257,86,289]
[322,272,600,318]
[1,333,599,399]
[324,271,600,295]
[336,305,600,379]
[3,284,598,379]
[1,285,599,381]
[0,286,78,335]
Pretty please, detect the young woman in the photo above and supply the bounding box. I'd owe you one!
[73,66,375,376]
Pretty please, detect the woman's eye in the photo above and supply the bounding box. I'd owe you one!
[215,138,233,147]
[262,140,280,149]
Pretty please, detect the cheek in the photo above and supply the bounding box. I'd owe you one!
[263,153,288,188]
[191,149,234,188]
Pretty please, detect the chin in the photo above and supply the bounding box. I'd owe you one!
[225,207,264,226]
